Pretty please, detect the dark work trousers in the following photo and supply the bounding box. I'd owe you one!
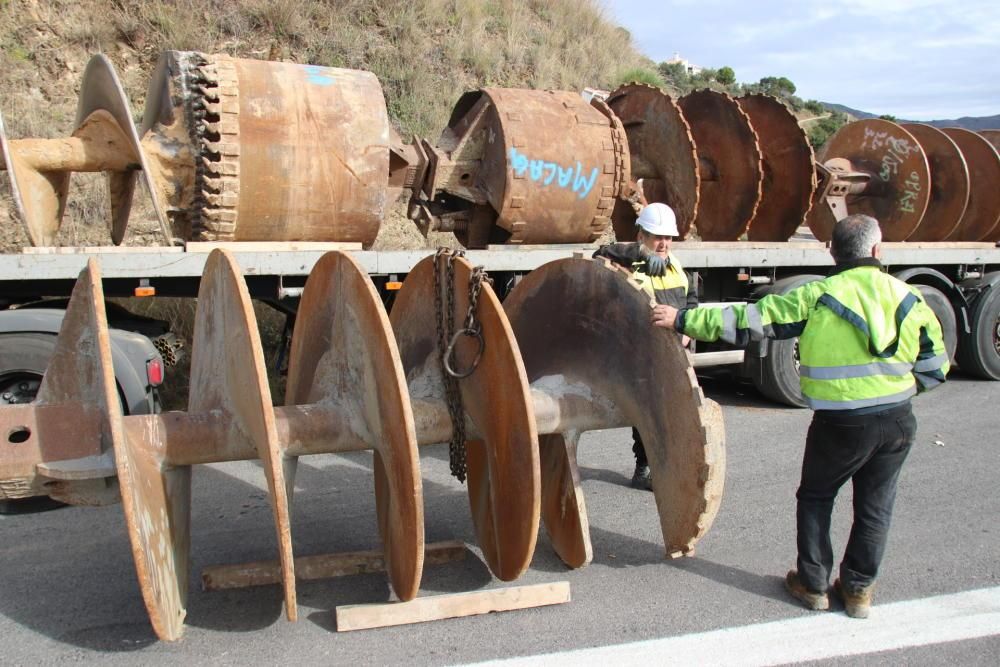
[796,401,916,594]
[632,427,647,467]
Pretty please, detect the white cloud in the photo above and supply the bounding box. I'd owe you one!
[604,0,1000,119]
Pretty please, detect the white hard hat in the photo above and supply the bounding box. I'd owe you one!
[635,203,679,237]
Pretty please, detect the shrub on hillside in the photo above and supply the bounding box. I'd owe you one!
[616,67,665,88]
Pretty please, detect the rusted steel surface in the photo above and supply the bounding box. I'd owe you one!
[940,128,1000,241]
[189,250,297,620]
[0,112,70,246]
[0,56,160,246]
[537,431,592,568]
[979,129,1000,152]
[606,83,700,240]
[285,251,424,602]
[390,254,540,581]
[77,55,169,244]
[227,58,387,244]
[439,88,626,246]
[0,303,116,503]
[900,123,970,241]
[737,95,816,241]
[809,119,930,241]
[4,52,390,247]
[503,257,726,561]
[678,90,762,240]
[0,250,728,641]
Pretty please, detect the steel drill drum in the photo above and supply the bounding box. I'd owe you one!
[736,94,816,241]
[940,128,1000,241]
[808,119,930,241]
[979,130,1000,152]
[606,83,700,240]
[142,52,390,245]
[442,88,627,246]
[899,124,970,241]
[678,90,762,240]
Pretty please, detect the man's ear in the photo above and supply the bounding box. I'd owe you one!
[871,243,882,259]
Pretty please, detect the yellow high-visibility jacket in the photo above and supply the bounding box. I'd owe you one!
[593,243,698,309]
[677,260,949,410]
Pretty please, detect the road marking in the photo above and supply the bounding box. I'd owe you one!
[474,586,1000,666]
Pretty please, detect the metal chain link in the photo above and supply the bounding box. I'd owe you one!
[433,248,492,483]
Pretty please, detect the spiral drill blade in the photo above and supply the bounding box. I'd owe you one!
[678,90,763,240]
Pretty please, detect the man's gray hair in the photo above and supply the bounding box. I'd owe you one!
[831,214,882,261]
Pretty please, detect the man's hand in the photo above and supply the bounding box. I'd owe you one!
[651,304,679,329]
[644,254,667,277]
[637,245,667,277]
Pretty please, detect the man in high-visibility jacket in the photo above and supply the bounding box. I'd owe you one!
[651,214,948,619]
[594,203,698,490]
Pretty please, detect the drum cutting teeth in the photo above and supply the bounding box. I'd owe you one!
[0,250,726,641]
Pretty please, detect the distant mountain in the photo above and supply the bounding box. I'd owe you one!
[820,102,1000,131]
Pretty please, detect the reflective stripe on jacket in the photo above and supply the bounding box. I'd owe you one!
[592,242,698,309]
[676,262,949,410]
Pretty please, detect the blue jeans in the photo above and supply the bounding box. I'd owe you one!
[796,402,916,593]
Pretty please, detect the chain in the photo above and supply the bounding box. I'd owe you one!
[434,248,467,482]
[433,248,493,483]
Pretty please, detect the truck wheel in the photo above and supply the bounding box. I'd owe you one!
[748,274,824,408]
[915,285,957,363]
[956,274,1000,380]
[0,333,66,515]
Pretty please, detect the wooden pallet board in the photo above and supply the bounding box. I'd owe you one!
[202,541,466,591]
[335,581,571,632]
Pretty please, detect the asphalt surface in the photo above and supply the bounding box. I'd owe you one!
[1,374,998,665]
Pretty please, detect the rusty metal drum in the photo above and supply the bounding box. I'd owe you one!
[807,119,930,241]
[441,88,627,246]
[142,52,389,246]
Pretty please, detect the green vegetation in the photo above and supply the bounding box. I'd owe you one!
[616,67,665,88]
[806,111,849,149]
[715,66,735,86]
[1,0,647,140]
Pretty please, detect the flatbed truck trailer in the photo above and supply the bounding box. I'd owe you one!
[0,240,997,410]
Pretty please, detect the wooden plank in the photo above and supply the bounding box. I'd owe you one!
[201,540,466,591]
[21,245,185,254]
[335,581,571,632]
[184,241,362,253]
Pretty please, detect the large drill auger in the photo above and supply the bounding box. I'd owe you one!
[0,249,724,641]
[1,51,629,249]
[0,52,391,247]
[806,119,1000,242]
[606,84,814,242]
[397,88,629,247]
[604,82,1000,244]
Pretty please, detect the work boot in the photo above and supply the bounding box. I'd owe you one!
[784,570,829,610]
[630,463,652,491]
[834,579,873,619]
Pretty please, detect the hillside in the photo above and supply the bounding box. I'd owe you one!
[0,0,649,250]
[822,102,1000,130]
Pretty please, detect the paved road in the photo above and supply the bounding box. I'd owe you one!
[2,375,998,665]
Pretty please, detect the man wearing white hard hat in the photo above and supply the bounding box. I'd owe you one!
[593,202,699,490]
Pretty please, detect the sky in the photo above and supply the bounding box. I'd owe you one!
[603,0,1000,120]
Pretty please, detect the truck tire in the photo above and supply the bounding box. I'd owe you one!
[0,334,65,514]
[956,273,1000,380]
[915,285,958,363]
[748,274,824,408]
